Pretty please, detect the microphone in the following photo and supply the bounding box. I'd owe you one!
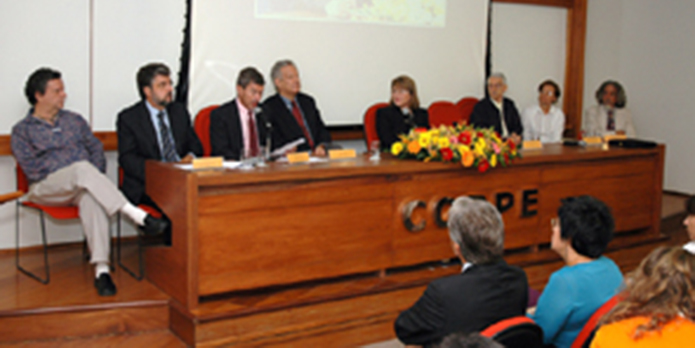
[254,106,271,129]
[254,106,273,160]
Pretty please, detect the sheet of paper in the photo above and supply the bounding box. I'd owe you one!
[271,138,305,157]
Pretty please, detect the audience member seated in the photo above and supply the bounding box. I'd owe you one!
[210,67,268,160]
[435,332,504,348]
[12,68,168,297]
[375,75,429,150]
[684,195,695,251]
[583,80,636,137]
[469,72,523,145]
[395,197,528,347]
[521,79,565,143]
[531,195,623,348]
[590,246,695,347]
[262,59,331,156]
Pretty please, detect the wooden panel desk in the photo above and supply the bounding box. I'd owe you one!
[145,144,664,312]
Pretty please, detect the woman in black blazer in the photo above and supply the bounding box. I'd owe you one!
[376,75,429,150]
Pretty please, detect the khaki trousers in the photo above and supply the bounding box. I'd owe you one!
[27,161,127,264]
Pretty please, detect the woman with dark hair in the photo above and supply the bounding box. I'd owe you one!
[584,80,636,137]
[521,79,565,143]
[683,196,695,251]
[376,75,429,150]
[531,196,624,348]
[590,246,695,347]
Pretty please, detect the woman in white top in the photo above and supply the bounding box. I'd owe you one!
[522,80,565,143]
[584,80,636,137]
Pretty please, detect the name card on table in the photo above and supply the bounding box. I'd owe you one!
[192,157,223,169]
[583,136,603,145]
[603,134,627,142]
[287,152,311,164]
[328,149,357,160]
[522,140,543,150]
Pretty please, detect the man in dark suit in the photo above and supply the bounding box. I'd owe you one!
[394,196,528,346]
[262,60,331,156]
[210,67,268,160]
[117,63,203,207]
[469,73,523,145]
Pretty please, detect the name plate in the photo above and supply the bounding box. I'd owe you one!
[192,157,223,169]
[603,134,627,142]
[328,149,357,160]
[583,136,603,145]
[287,152,311,164]
[522,140,543,150]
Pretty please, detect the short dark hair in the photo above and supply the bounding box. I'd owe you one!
[435,332,504,348]
[236,67,265,88]
[538,79,561,100]
[595,80,627,108]
[558,195,614,258]
[686,196,695,215]
[136,63,171,100]
[25,68,61,105]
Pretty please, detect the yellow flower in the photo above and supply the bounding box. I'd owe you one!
[391,142,404,156]
[407,140,422,154]
[431,135,440,147]
[490,155,498,167]
[461,151,475,167]
[476,138,487,150]
[418,132,431,147]
[438,137,451,148]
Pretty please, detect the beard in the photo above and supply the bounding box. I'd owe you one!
[153,92,173,108]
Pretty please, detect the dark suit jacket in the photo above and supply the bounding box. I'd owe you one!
[394,260,528,346]
[209,99,268,160]
[117,101,203,204]
[469,97,523,137]
[262,93,331,152]
[376,103,429,150]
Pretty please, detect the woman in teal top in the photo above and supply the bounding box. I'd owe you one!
[531,196,624,348]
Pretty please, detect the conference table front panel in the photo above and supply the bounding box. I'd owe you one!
[145,144,664,309]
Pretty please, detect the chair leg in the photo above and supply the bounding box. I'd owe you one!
[117,212,143,280]
[16,203,50,284]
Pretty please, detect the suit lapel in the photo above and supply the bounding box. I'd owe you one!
[137,101,162,159]
[230,101,244,153]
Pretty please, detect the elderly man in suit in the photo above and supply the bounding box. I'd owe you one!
[262,60,331,156]
[116,63,203,209]
[470,73,523,145]
[394,196,528,346]
[209,67,268,160]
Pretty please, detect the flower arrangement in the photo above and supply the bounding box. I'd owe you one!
[389,124,521,173]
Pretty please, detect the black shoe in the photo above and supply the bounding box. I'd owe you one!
[94,273,117,296]
[139,215,169,236]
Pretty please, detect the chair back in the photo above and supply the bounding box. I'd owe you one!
[456,97,478,124]
[571,294,622,348]
[428,101,462,127]
[194,105,219,157]
[481,316,544,348]
[16,165,29,193]
[363,102,389,147]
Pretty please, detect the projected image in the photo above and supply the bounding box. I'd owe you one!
[256,0,446,27]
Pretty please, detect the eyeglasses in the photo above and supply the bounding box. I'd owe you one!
[550,217,559,228]
[487,83,504,88]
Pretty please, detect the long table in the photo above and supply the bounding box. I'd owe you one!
[144,144,664,314]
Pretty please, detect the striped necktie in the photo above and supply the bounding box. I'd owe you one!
[157,111,178,162]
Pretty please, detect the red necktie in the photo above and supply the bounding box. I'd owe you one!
[291,100,314,148]
[607,109,615,131]
[247,110,259,157]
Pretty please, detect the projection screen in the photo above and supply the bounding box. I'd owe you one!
[190,0,489,126]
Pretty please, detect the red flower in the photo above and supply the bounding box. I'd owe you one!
[414,127,428,133]
[477,132,484,138]
[441,148,454,161]
[478,159,490,173]
[504,153,510,164]
[458,132,472,145]
[508,140,516,151]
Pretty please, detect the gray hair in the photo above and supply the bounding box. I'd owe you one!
[487,72,507,85]
[270,59,296,91]
[595,80,627,108]
[436,332,505,348]
[447,196,505,264]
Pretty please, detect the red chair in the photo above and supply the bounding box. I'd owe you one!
[116,167,162,280]
[428,101,463,127]
[456,97,478,124]
[481,316,544,348]
[363,102,389,148]
[571,294,623,348]
[15,165,87,284]
[194,105,219,157]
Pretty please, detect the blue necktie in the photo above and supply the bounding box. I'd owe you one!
[157,111,178,162]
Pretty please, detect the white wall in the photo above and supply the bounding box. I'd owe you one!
[584,0,695,193]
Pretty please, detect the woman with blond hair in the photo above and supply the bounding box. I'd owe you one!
[590,246,695,347]
[376,75,429,150]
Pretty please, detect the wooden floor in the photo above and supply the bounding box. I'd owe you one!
[0,194,689,347]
